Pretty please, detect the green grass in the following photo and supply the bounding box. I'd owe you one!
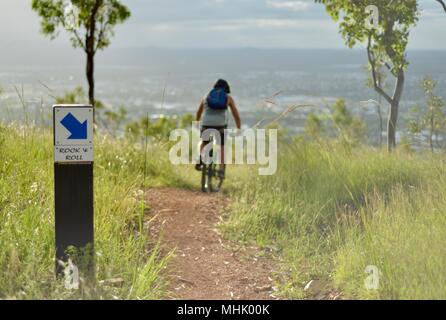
[222,139,446,299]
[2,120,446,300]
[335,183,446,299]
[0,124,193,299]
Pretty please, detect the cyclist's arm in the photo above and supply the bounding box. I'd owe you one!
[196,100,204,122]
[228,96,241,129]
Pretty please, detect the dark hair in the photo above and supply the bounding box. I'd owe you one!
[214,79,231,94]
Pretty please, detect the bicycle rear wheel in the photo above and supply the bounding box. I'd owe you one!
[200,147,224,193]
[201,164,208,193]
[201,164,223,193]
[209,164,224,193]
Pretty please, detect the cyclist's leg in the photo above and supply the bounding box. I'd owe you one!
[199,126,226,178]
[196,142,210,170]
[220,149,225,170]
[217,127,226,178]
[196,126,212,170]
[195,128,205,170]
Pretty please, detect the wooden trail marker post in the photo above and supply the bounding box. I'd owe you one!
[53,105,94,282]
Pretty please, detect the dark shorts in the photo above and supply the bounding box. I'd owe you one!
[201,125,227,146]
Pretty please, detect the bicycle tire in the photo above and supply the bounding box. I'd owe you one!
[215,175,224,192]
[200,146,224,193]
[208,163,216,193]
[201,164,208,193]
[210,164,223,193]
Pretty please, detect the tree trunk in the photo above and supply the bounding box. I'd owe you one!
[85,49,96,125]
[387,69,405,151]
[387,101,398,151]
[85,0,101,124]
[429,132,434,153]
[377,95,383,147]
[430,113,434,153]
[376,67,384,147]
[86,51,95,107]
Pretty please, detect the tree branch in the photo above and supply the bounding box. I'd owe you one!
[94,19,109,54]
[435,0,446,13]
[56,15,86,52]
[86,0,103,54]
[383,61,393,71]
[367,35,393,105]
[73,28,87,52]
[67,8,86,52]
[383,18,398,63]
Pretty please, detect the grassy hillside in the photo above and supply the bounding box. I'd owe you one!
[222,139,446,300]
[0,124,194,299]
[1,122,445,300]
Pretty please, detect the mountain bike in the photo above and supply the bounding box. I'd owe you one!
[201,143,225,193]
[198,128,242,193]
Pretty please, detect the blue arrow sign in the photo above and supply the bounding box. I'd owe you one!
[60,113,88,139]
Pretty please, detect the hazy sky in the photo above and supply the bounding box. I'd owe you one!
[0,0,445,62]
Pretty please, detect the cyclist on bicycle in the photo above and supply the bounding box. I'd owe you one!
[195,79,241,179]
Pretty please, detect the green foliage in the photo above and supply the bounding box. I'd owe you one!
[0,125,193,299]
[31,0,131,52]
[408,76,445,151]
[125,113,195,142]
[304,99,365,144]
[55,85,105,111]
[315,0,418,74]
[104,106,127,135]
[335,183,446,299]
[223,140,446,299]
[54,87,132,134]
[366,60,386,89]
[53,86,196,146]
[55,86,87,104]
[315,0,418,149]
[331,99,366,144]
[179,113,195,129]
[304,112,325,139]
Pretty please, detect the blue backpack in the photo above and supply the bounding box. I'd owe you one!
[207,88,228,110]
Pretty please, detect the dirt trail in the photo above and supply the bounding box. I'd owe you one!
[146,188,276,300]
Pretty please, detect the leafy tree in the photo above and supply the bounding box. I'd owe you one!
[408,76,445,152]
[32,0,131,117]
[315,0,418,151]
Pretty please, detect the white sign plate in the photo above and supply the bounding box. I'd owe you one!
[54,105,94,163]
